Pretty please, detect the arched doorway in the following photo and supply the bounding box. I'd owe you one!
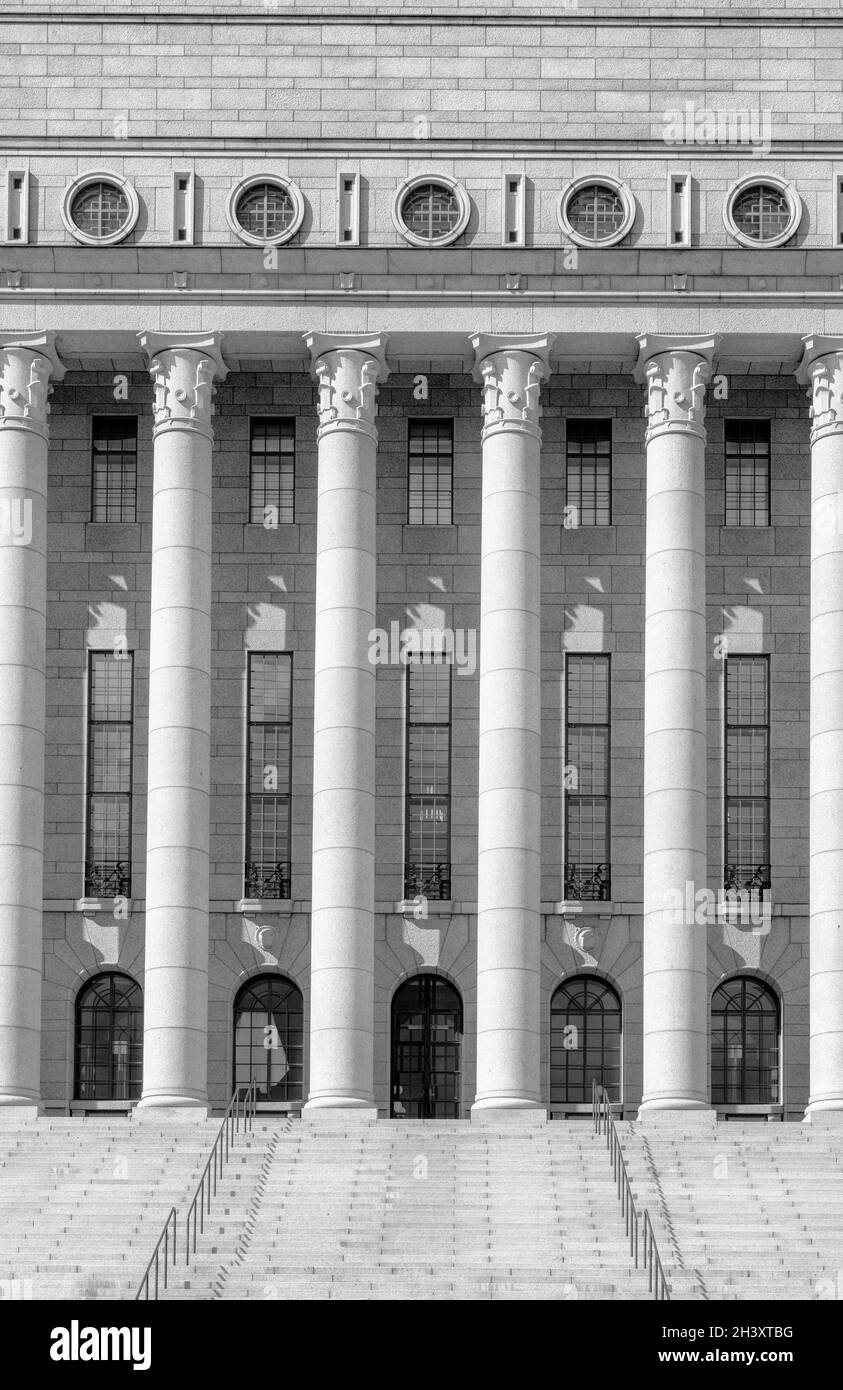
[233,975,303,1101]
[711,976,779,1104]
[550,975,621,1105]
[74,972,143,1101]
[391,974,462,1118]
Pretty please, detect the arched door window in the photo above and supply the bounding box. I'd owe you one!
[550,976,621,1105]
[391,975,462,1118]
[711,977,779,1104]
[74,972,143,1101]
[233,975,303,1101]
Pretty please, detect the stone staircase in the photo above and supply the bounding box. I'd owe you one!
[161,1119,652,1301]
[7,1114,841,1302]
[0,1116,271,1300]
[618,1121,843,1301]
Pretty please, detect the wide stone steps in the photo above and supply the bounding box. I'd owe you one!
[158,1123,653,1301]
[0,1119,273,1300]
[616,1121,843,1301]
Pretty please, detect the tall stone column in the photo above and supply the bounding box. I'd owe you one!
[303,333,388,1115]
[0,333,64,1113]
[635,334,717,1118]
[799,336,843,1121]
[136,332,227,1113]
[470,333,552,1117]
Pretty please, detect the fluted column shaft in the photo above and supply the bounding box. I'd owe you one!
[137,331,226,1111]
[304,333,388,1112]
[800,336,843,1119]
[471,333,552,1114]
[636,334,717,1115]
[0,333,63,1109]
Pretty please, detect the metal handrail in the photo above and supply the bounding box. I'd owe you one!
[135,1206,176,1301]
[591,1080,670,1300]
[643,1209,671,1301]
[185,1080,258,1266]
[134,1080,258,1300]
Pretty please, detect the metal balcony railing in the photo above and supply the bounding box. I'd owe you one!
[85,861,131,898]
[244,861,291,900]
[564,861,611,901]
[403,862,451,900]
[724,862,771,896]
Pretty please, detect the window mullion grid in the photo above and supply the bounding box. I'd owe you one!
[405,662,451,901]
[245,654,292,900]
[85,652,133,899]
[564,655,611,901]
[724,657,771,897]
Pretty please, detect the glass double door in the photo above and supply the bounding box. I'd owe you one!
[391,975,462,1118]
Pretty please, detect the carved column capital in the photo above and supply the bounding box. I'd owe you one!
[138,331,228,442]
[0,332,66,440]
[635,334,719,444]
[471,333,554,443]
[305,332,389,443]
[798,335,843,445]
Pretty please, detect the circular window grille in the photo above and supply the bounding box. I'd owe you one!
[400,182,463,242]
[235,182,297,241]
[730,183,792,244]
[565,183,627,243]
[70,181,131,240]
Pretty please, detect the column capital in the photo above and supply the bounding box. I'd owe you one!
[138,331,228,443]
[634,334,720,444]
[470,333,555,442]
[797,335,843,443]
[304,332,389,443]
[0,332,66,440]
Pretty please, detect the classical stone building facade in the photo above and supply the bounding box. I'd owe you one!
[0,0,842,1125]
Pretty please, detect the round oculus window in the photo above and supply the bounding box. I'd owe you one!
[70,181,131,240]
[235,182,297,241]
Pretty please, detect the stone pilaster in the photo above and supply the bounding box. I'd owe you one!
[136,331,227,1114]
[0,333,64,1114]
[635,334,718,1121]
[799,336,843,1121]
[303,332,388,1116]
[470,333,553,1118]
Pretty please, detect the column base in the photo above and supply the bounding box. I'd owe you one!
[302,1104,378,1125]
[804,1103,843,1125]
[471,1105,548,1125]
[637,1101,717,1128]
[0,1103,42,1124]
[134,1098,210,1123]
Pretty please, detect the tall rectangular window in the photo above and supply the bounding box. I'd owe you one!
[564,655,611,901]
[408,419,453,525]
[245,654,292,900]
[565,419,612,526]
[725,420,770,526]
[249,418,295,525]
[91,416,137,523]
[725,656,771,895]
[405,659,451,900]
[85,651,133,898]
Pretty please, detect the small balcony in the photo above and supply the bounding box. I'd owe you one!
[244,861,291,900]
[564,862,611,902]
[724,862,771,899]
[84,861,131,898]
[404,862,451,901]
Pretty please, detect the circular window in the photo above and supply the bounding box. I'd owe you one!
[724,176,802,248]
[392,175,470,247]
[558,176,635,247]
[61,172,139,247]
[226,175,305,247]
